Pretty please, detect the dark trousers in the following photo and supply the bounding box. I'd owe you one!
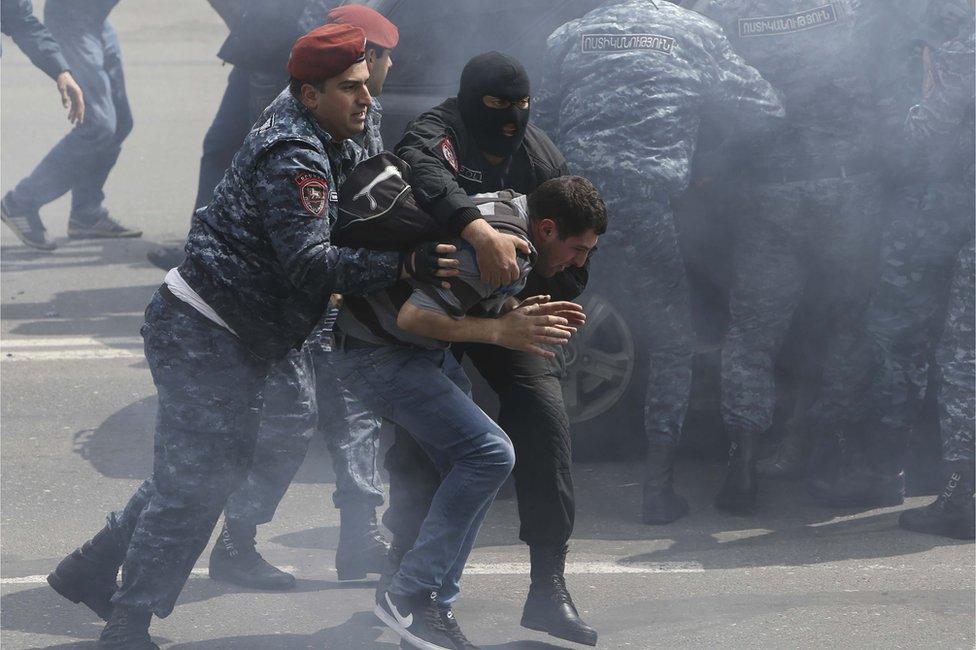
[384,343,575,548]
[106,290,269,617]
[193,66,285,211]
[222,334,385,528]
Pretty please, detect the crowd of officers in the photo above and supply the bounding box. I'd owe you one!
[2,0,973,649]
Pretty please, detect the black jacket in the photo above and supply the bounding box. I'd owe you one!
[216,0,307,73]
[0,0,69,80]
[394,98,588,300]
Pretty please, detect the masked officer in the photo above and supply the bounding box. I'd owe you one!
[208,4,400,590]
[388,52,602,646]
[536,0,783,522]
[1,0,140,250]
[44,25,456,649]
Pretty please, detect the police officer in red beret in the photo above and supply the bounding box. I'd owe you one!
[208,3,401,593]
[45,25,456,649]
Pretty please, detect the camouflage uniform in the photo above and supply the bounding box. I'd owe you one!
[872,18,975,464]
[938,241,975,463]
[223,91,387,531]
[694,1,901,450]
[535,0,783,448]
[102,90,399,617]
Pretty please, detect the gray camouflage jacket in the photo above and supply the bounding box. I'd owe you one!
[178,90,400,360]
[535,0,784,198]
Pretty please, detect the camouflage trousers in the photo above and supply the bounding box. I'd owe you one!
[587,179,694,447]
[722,171,885,437]
[223,323,385,527]
[865,182,974,462]
[779,180,974,464]
[107,289,269,617]
[936,239,975,462]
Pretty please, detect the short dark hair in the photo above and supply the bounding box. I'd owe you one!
[365,42,386,58]
[527,176,607,237]
[288,76,326,100]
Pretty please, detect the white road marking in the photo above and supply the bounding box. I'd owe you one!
[1,336,141,348]
[463,561,704,574]
[0,567,297,586]
[0,563,700,586]
[2,349,143,361]
[1,336,143,361]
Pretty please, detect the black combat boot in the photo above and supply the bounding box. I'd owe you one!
[335,505,389,581]
[756,423,810,480]
[97,605,158,649]
[642,444,690,525]
[805,430,854,496]
[714,433,758,515]
[520,545,598,646]
[48,526,124,620]
[810,425,905,508]
[376,537,409,606]
[810,465,906,508]
[208,519,295,590]
[899,462,975,540]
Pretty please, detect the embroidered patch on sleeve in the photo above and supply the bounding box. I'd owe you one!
[737,4,838,38]
[438,137,460,174]
[296,173,328,217]
[581,33,676,54]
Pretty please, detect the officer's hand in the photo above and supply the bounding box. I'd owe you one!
[461,218,530,287]
[493,305,572,358]
[329,293,344,309]
[56,71,85,125]
[402,242,459,289]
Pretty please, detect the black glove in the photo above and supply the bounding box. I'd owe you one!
[403,241,444,285]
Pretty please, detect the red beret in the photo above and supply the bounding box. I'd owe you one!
[287,23,367,82]
[326,5,399,50]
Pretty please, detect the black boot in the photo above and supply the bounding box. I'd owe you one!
[336,505,389,581]
[97,605,158,649]
[376,537,408,606]
[756,423,810,480]
[642,444,689,525]
[521,545,598,646]
[146,245,186,271]
[714,434,758,515]
[208,520,295,590]
[805,430,854,496]
[899,462,975,540]
[809,464,905,508]
[809,425,906,508]
[48,526,124,620]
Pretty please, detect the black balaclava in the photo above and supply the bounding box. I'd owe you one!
[457,52,531,158]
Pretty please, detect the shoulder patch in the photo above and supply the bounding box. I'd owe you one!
[581,33,676,54]
[458,166,483,183]
[438,137,460,174]
[296,173,328,217]
[737,4,838,38]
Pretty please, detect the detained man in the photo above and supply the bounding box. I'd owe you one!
[331,174,607,650]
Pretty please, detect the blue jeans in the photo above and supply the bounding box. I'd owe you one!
[333,345,515,604]
[8,0,132,221]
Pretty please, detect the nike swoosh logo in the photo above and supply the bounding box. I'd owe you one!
[386,592,413,628]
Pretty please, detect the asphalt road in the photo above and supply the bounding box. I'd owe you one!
[2,3,974,649]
